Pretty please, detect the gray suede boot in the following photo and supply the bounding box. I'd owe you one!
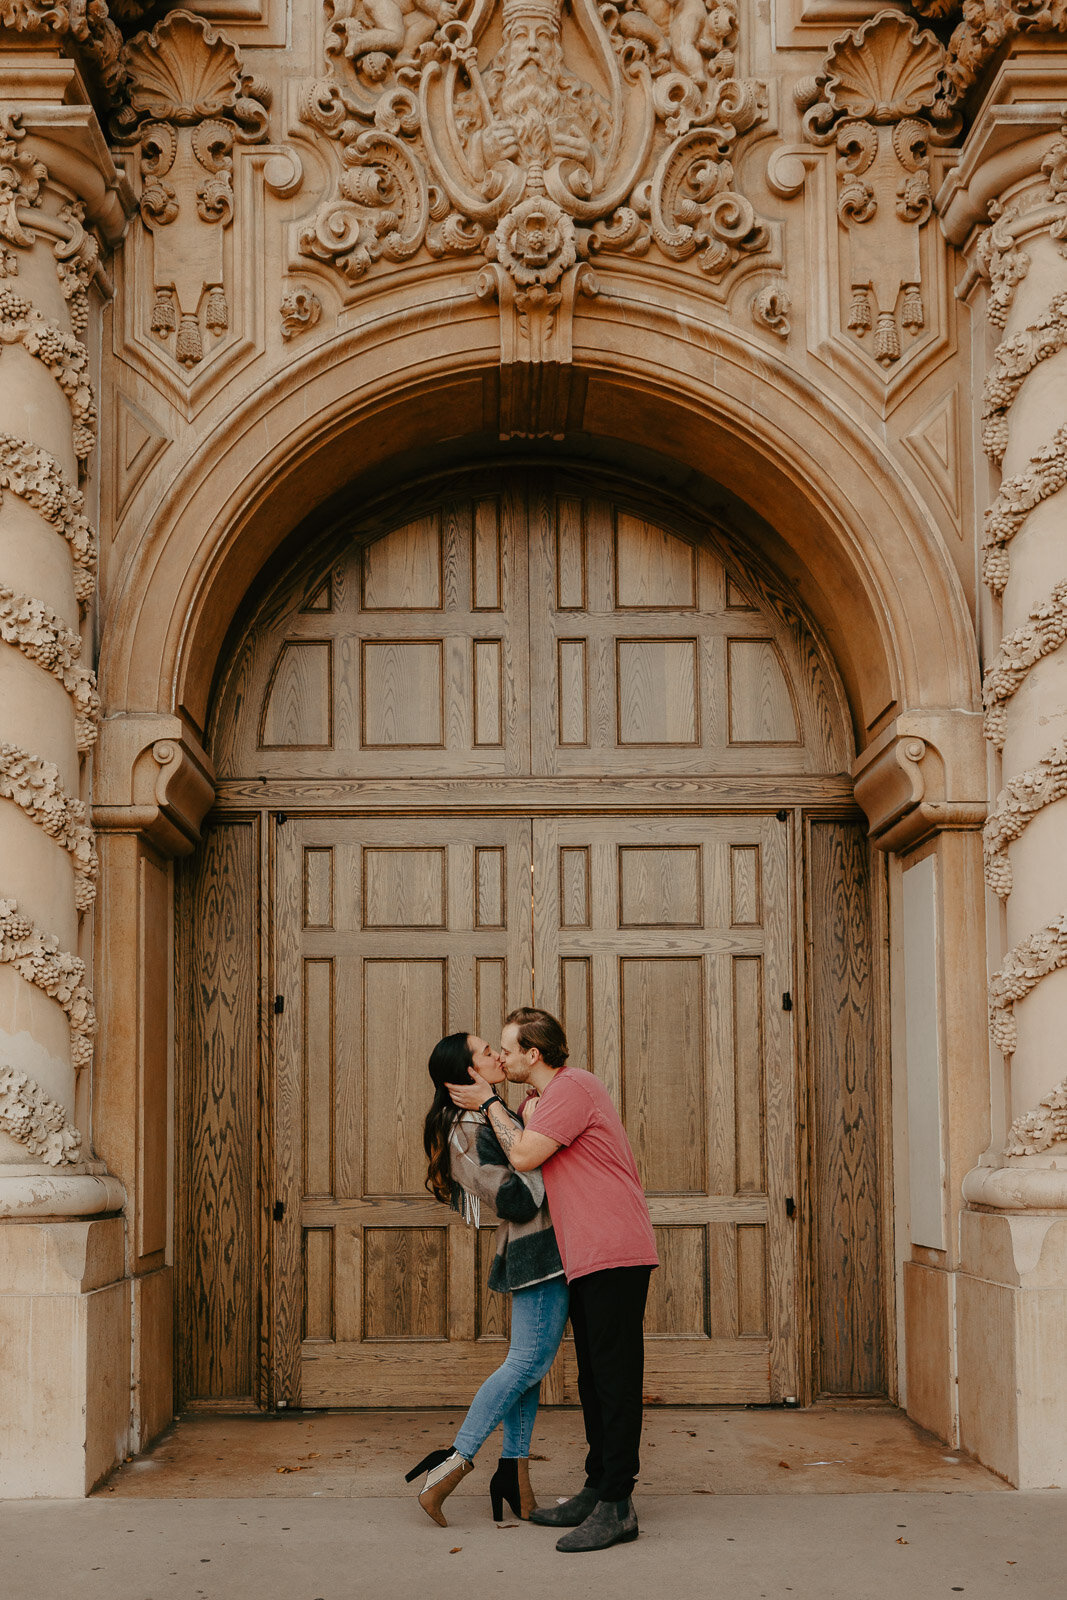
[555,1497,639,1552]
[528,1485,598,1527]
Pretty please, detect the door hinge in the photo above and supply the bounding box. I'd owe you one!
[776,808,789,822]
[273,1200,285,1222]
[276,811,287,825]
[782,991,793,1012]
[785,1196,796,1219]
[274,994,285,1015]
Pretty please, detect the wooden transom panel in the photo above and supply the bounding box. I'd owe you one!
[213,477,849,782]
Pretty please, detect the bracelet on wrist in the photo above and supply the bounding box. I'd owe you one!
[481,1093,504,1114]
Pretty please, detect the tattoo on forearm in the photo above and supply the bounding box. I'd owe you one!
[489,1103,519,1154]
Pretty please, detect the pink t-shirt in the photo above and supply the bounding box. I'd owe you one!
[526,1067,659,1283]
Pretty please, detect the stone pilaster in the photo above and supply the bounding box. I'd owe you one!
[940,59,1067,1487]
[0,42,133,1494]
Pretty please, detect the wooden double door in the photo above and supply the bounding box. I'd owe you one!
[182,469,886,1413]
[272,809,797,1408]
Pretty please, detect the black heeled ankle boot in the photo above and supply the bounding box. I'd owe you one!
[488,1457,537,1520]
[404,1447,453,1484]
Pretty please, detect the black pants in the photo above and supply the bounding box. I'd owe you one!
[568,1265,653,1502]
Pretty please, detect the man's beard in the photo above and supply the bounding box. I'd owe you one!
[497,55,570,166]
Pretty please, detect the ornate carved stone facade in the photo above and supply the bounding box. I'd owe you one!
[5,0,1067,1502]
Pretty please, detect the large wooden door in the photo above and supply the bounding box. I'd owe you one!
[534,814,797,1403]
[188,466,886,1411]
[273,810,796,1406]
[272,815,533,1406]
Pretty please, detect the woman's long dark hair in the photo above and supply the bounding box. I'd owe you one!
[424,1032,476,1205]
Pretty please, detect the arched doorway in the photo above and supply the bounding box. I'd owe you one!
[176,463,887,1413]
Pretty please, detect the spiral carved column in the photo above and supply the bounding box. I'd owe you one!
[941,93,1067,1486]
[0,114,121,1217]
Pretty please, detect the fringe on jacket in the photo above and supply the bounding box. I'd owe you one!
[448,1110,564,1294]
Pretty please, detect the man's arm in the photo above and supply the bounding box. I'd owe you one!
[448,1076,560,1171]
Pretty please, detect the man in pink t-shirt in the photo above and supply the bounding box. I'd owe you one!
[449,1007,658,1553]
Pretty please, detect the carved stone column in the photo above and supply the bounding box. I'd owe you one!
[940,60,1067,1488]
[0,38,133,1493]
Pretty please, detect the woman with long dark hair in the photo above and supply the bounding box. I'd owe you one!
[405,1031,568,1527]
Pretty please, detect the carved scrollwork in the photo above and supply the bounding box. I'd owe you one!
[280,284,323,340]
[798,12,958,373]
[0,745,97,910]
[114,11,271,374]
[752,279,790,339]
[299,0,772,301]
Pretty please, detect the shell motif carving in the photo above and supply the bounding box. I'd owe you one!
[121,12,245,128]
[115,11,271,377]
[797,10,957,377]
[812,12,945,129]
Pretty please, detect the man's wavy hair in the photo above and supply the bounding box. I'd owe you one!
[505,1007,569,1069]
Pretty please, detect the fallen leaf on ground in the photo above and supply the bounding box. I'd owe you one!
[778,1460,791,1469]
[896,1538,909,1545]
[449,1547,462,1554]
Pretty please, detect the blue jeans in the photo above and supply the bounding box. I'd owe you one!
[453,1275,569,1460]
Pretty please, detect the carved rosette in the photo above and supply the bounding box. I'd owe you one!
[795,12,958,373]
[297,0,774,370]
[113,11,271,372]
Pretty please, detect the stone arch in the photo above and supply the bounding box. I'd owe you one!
[100,314,981,787]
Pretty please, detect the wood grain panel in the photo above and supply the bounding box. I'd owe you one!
[737,1223,768,1337]
[473,639,503,746]
[555,496,586,609]
[557,639,587,745]
[301,574,332,612]
[477,1225,510,1340]
[559,846,589,928]
[259,641,333,748]
[363,960,446,1195]
[619,845,702,927]
[560,956,592,1073]
[362,515,442,610]
[361,641,444,747]
[303,1228,335,1341]
[727,640,799,745]
[725,574,756,610]
[363,1228,447,1339]
[616,640,698,745]
[475,847,505,928]
[808,820,885,1397]
[139,851,169,1260]
[621,956,705,1193]
[363,847,446,928]
[475,957,506,1046]
[183,821,258,1401]
[303,959,334,1197]
[303,847,334,928]
[646,1226,706,1335]
[472,498,501,610]
[614,513,696,609]
[730,844,761,927]
[733,956,765,1194]
[709,1221,738,1339]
